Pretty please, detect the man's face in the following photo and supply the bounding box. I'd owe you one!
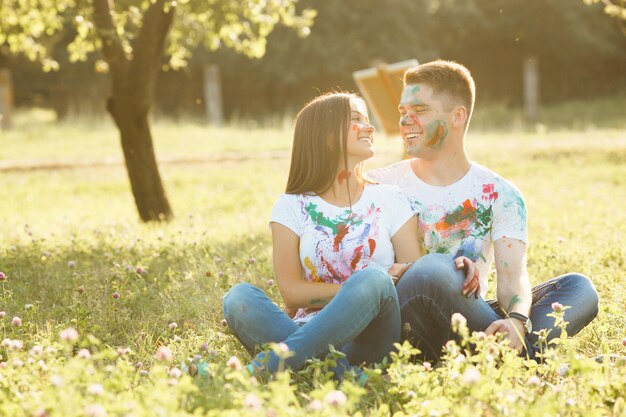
[398,83,450,158]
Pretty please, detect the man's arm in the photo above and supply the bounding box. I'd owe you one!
[485,237,532,352]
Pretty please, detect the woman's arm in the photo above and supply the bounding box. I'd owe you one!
[388,216,421,282]
[271,223,342,310]
[391,215,421,263]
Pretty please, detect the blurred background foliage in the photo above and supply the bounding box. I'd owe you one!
[2,0,625,122]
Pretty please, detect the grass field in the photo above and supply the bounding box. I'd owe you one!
[0,112,625,416]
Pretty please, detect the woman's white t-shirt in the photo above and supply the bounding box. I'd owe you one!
[270,183,415,322]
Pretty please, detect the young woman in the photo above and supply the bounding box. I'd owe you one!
[222,92,422,379]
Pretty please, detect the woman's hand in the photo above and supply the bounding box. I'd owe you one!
[388,262,411,286]
[454,256,480,298]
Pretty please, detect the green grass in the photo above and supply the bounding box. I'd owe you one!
[0,113,625,416]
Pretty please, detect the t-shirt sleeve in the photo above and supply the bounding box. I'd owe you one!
[366,161,406,185]
[270,194,302,236]
[491,179,528,244]
[384,185,418,236]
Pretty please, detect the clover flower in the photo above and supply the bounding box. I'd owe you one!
[12,317,22,326]
[226,356,242,371]
[60,327,79,343]
[169,322,178,330]
[451,312,467,328]
[324,390,347,407]
[77,349,91,359]
[244,393,262,410]
[528,375,541,386]
[84,404,106,417]
[0,272,6,281]
[155,346,173,362]
[462,367,481,385]
[551,302,563,312]
[88,384,105,396]
[112,291,120,299]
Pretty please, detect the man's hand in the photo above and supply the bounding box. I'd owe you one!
[388,262,411,285]
[485,318,526,353]
[454,256,480,298]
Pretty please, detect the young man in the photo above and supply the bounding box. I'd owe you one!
[367,60,599,361]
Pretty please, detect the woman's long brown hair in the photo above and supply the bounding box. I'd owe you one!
[286,92,364,196]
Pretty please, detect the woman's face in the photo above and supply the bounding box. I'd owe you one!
[345,98,375,163]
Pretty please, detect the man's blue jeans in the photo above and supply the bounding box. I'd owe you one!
[396,253,599,361]
[223,268,400,378]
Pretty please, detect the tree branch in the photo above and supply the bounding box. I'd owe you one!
[92,0,126,70]
[128,0,175,114]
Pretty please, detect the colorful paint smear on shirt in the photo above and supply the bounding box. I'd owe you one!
[302,202,381,282]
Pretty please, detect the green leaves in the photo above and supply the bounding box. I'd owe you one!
[0,0,315,70]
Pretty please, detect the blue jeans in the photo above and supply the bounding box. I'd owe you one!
[223,267,400,378]
[396,253,599,361]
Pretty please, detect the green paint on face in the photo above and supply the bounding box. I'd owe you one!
[424,119,448,149]
[400,84,421,105]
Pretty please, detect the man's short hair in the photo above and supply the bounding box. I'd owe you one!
[404,60,475,116]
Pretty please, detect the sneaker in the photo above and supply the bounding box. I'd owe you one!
[181,356,210,379]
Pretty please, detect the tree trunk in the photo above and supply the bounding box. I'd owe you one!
[94,0,175,222]
[109,96,173,222]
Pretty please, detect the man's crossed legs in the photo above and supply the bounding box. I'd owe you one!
[397,253,599,361]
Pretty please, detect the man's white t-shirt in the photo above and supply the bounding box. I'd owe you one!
[270,183,415,322]
[368,160,527,297]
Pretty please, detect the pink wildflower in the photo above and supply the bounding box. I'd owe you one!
[59,327,79,343]
[622,338,626,347]
[551,302,563,312]
[87,383,105,396]
[220,319,228,327]
[67,261,76,268]
[451,312,467,328]
[244,393,262,410]
[0,311,5,318]
[135,267,147,275]
[12,317,21,326]
[527,375,541,386]
[112,291,120,299]
[324,390,347,407]
[169,322,178,330]
[266,279,274,286]
[84,404,106,417]
[308,400,324,411]
[200,342,209,352]
[248,257,257,264]
[77,349,91,359]
[155,346,173,362]
[462,367,481,385]
[226,356,242,371]
[277,342,289,354]
[0,272,6,281]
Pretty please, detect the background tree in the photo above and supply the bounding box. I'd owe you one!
[0,0,314,222]
[583,0,626,34]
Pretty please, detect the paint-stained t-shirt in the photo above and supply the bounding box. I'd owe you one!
[270,183,415,322]
[367,160,527,297]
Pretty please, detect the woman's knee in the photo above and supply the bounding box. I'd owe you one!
[223,282,260,320]
[347,268,396,300]
[399,253,464,295]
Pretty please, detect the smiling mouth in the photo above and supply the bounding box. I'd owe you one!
[359,136,373,145]
[404,133,422,141]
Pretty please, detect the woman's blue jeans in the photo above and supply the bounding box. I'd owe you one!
[396,253,600,361]
[223,268,400,378]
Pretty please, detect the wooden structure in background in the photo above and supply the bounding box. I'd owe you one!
[523,56,540,123]
[352,59,418,135]
[0,69,13,130]
[203,65,224,127]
